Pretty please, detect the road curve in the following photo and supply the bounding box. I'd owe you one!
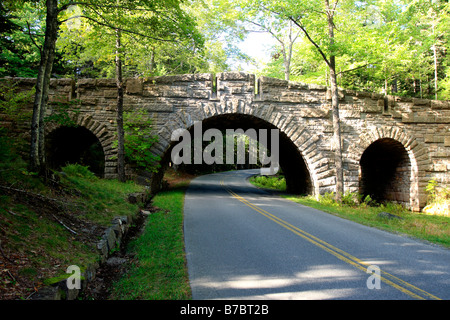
[183,169,450,300]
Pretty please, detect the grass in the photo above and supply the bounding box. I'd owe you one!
[250,175,450,248]
[110,170,192,300]
[284,195,450,248]
[59,164,145,225]
[0,148,146,299]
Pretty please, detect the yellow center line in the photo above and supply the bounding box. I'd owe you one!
[220,179,441,300]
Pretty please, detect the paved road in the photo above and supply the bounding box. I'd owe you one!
[183,169,450,300]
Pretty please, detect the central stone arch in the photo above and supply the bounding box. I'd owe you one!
[149,98,332,196]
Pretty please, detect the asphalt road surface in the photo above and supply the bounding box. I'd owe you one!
[183,169,450,300]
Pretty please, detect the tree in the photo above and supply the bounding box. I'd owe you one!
[20,0,202,180]
[406,0,449,99]
[58,1,202,181]
[57,0,226,78]
[263,0,346,200]
[239,4,302,81]
[0,2,43,78]
[29,0,59,176]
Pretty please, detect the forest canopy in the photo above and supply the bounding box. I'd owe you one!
[1,0,449,100]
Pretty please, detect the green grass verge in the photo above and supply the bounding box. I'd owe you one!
[249,175,450,248]
[283,195,450,248]
[111,185,191,300]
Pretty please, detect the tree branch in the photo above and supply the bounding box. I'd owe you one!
[337,63,370,75]
[59,15,177,42]
[289,17,331,67]
[244,19,285,46]
[26,21,43,54]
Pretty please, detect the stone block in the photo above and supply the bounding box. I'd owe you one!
[413,98,430,106]
[77,78,96,88]
[103,89,117,98]
[218,72,254,81]
[444,137,450,147]
[431,100,449,110]
[361,98,382,113]
[96,79,116,87]
[126,78,143,94]
[97,237,108,252]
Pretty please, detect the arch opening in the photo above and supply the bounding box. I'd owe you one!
[159,114,313,195]
[45,126,105,177]
[359,138,411,207]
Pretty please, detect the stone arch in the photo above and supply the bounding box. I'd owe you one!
[45,113,117,179]
[149,99,334,196]
[351,126,431,211]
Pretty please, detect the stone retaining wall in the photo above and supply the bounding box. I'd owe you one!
[29,193,149,300]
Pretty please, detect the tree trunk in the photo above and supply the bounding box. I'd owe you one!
[326,0,344,202]
[329,59,344,202]
[115,28,126,182]
[433,44,438,100]
[284,41,294,81]
[29,0,59,175]
[281,43,290,81]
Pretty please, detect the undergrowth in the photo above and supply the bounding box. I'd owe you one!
[0,132,145,299]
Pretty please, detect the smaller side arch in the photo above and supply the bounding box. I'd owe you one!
[45,113,117,179]
[354,126,431,211]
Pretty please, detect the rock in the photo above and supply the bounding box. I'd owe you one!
[127,192,148,204]
[140,210,152,216]
[377,211,403,220]
[106,257,127,267]
[103,227,117,251]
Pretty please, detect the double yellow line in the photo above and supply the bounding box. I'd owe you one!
[220,180,441,300]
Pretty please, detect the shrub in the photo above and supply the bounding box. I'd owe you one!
[252,175,286,191]
[61,164,97,180]
[424,179,450,216]
[318,192,338,206]
[341,191,359,207]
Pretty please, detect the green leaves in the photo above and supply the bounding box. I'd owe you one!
[122,108,160,172]
[249,0,449,99]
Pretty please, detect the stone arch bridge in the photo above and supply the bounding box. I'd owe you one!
[3,72,450,211]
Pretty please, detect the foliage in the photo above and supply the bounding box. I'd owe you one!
[55,0,220,78]
[112,108,160,173]
[251,175,287,191]
[0,1,73,78]
[0,80,34,123]
[424,179,450,216]
[44,99,81,127]
[0,2,43,77]
[249,0,450,100]
[0,128,35,187]
[0,80,34,164]
[61,163,97,180]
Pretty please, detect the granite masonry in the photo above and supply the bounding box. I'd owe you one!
[2,72,449,212]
